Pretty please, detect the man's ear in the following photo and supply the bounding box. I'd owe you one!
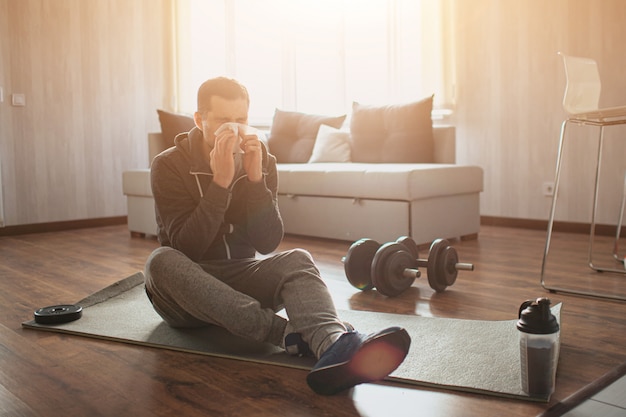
[193,112,204,131]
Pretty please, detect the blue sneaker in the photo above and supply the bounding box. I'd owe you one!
[306,326,411,395]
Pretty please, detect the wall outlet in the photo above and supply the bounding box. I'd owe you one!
[542,181,555,197]
[11,93,26,107]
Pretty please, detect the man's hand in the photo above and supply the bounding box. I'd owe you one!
[242,134,263,183]
[210,130,263,188]
[210,130,238,188]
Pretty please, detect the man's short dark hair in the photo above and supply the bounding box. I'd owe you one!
[197,77,250,114]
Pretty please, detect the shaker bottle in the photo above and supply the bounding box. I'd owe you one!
[516,297,560,397]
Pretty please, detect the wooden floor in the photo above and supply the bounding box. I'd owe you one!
[1,224,625,417]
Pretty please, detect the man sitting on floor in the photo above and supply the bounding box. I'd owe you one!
[143,76,411,395]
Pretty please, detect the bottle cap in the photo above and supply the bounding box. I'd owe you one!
[516,297,559,334]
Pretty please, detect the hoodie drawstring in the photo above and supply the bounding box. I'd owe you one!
[194,174,204,198]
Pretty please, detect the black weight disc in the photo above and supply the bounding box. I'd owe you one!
[441,246,459,286]
[396,236,419,258]
[34,304,83,324]
[344,238,380,291]
[371,242,418,297]
[427,239,450,292]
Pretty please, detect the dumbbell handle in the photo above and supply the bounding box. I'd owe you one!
[402,260,473,279]
[402,268,421,279]
[416,259,475,271]
[341,255,425,278]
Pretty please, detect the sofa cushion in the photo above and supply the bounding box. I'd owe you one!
[277,163,483,201]
[157,109,196,145]
[308,125,351,163]
[349,96,434,163]
[267,109,346,163]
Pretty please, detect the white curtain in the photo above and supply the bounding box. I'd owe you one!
[174,0,453,125]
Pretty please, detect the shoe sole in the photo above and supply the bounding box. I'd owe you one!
[307,328,411,395]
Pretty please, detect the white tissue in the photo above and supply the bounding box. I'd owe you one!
[214,122,240,136]
[214,123,264,154]
[214,122,243,154]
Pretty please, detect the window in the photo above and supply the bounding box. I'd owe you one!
[175,0,453,125]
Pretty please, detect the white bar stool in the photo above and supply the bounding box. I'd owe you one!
[540,52,626,301]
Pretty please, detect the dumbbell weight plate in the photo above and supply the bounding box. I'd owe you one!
[371,242,419,297]
[427,238,457,292]
[396,236,419,258]
[344,238,380,291]
[441,246,460,287]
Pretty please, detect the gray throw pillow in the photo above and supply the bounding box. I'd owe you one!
[157,109,196,145]
[267,109,346,163]
[349,96,434,163]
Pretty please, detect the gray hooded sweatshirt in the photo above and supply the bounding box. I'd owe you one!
[150,126,284,262]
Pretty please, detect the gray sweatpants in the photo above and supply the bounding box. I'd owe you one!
[144,246,346,358]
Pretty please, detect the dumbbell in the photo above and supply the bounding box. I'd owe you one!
[343,236,474,296]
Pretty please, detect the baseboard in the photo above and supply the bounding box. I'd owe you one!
[0,215,622,238]
[0,216,127,237]
[481,216,625,237]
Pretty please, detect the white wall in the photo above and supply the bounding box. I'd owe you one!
[451,0,626,225]
[1,0,624,228]
[0,0,175,226]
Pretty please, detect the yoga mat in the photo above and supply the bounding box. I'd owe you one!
[22,272,562,401]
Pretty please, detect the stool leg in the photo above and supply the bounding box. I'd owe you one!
[613,173,626,262]
[587,125,605,271]
[588,126,626,274]
[541,120,569,290]
[541,120,626,301]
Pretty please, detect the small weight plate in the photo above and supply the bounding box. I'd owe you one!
[396,236,419,258]
[371,242,418,297]
[427,239,450,292]
[34,304,83,324]
[344,238,380,291]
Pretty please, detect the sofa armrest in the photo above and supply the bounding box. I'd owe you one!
[148,132,169,166]
[432,125,456,164]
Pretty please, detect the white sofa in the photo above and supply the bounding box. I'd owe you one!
[122,126,483,245]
